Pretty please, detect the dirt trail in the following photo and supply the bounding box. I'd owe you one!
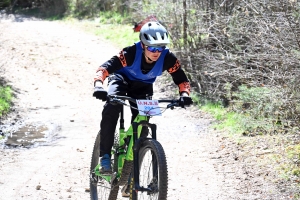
[0,14,289,200]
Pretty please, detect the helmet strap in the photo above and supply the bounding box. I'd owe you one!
[144,52,153,62]
[141,42,153,62]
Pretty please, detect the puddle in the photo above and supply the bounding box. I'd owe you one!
[5,125,48,147]
[1,122,60,148]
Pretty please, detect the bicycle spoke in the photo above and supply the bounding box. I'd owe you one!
[136,140,168,200]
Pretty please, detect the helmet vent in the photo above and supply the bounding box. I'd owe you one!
[139,22,170,46]
[143,34,149,40]
[164,33,168,40]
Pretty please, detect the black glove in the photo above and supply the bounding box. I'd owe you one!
[93,86,107,101]
[179,96,193,108]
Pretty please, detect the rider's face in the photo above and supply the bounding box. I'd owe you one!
[143,45,162,62]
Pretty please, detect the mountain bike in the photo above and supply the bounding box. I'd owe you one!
[90,94,188,200]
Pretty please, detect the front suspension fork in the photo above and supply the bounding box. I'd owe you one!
[131,121,157,193]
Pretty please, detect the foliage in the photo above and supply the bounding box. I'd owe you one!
[197,88,285,136]
[128,0,300,135]
[94,23,139,47]
[64,0,130,18]
[62,17,138,47]
[97,11,124,24]
[190,89,240,131]
[200,100,252,135]
[0,0,10,8]
[274,143,300,189]
[0,86,12,117]
[286,144,300,165]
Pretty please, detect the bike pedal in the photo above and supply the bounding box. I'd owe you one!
[89,172,98,184]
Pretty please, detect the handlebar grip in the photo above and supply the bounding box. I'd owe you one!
[108,96,125,105]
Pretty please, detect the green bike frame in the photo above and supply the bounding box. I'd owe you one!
[93,105,154,184]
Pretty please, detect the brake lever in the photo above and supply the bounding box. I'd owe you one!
[167,102,179,110]
[167,104,175,110]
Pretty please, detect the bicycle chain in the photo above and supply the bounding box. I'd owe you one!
[117,160,133,186]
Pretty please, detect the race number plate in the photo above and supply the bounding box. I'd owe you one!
[136,100,162,116]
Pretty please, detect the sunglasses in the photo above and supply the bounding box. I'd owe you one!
[145,45,166,53]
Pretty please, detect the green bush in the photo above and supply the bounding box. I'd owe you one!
[226,85,287,134]
[231,85,282,117]
[0,86,13,116]
[97,11,124,24]
[0,0,10,8]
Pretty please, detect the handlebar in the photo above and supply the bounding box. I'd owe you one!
[107,95,184,109]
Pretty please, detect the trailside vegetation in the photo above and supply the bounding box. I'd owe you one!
[0,86,12,117]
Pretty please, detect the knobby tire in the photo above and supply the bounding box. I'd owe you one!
[130,139,168,200]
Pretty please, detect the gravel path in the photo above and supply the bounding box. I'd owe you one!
[0,14,292,200]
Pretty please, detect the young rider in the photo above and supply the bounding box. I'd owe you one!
[93,21,193,174]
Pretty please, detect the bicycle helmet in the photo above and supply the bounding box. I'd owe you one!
[140,22,170,47]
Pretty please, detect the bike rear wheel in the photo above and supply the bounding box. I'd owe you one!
[130,139,168,200]
[90,131,119,200]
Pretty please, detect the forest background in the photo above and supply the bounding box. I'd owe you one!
[1,0,300,196]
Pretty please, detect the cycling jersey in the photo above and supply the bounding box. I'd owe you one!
[116,41,168,84]
[94,41,191,95]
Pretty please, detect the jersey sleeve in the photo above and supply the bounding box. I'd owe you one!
[93,44,136,83]
[163,53,191,95]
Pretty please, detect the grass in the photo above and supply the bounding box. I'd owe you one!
[93,24,139,47]
[0,86,13,117]
[61,18,138,48]
[202,104,246,136]
[196,97,246,135]
[284,144,300,178]
[61,12,138,48]
[191,93,300,192]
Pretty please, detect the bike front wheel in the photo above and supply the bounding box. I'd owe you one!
[131,139,168,200]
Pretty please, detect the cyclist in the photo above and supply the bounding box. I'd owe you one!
[93,21,193,175]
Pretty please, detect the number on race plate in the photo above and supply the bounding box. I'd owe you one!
[136,100,162,116]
